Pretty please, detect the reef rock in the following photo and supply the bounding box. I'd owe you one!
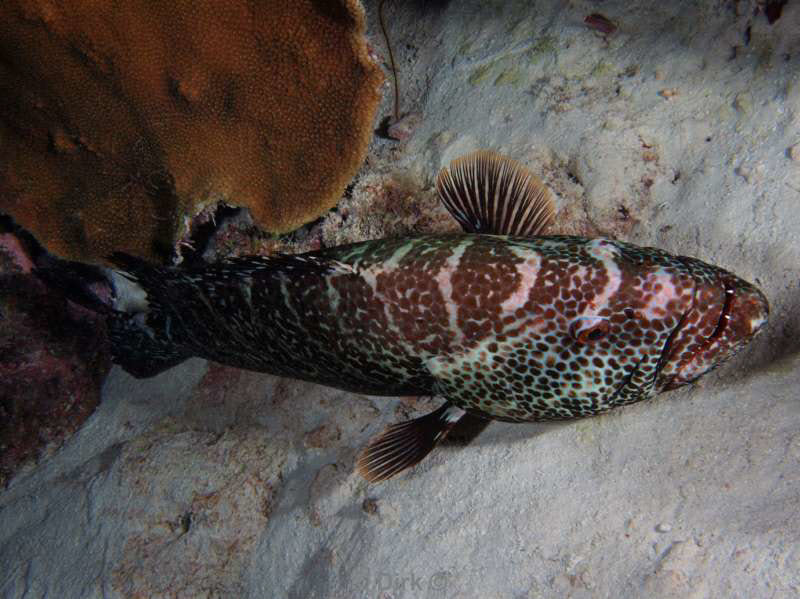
[0,229,110,486]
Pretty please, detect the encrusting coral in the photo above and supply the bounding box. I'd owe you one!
[0,0,383,263]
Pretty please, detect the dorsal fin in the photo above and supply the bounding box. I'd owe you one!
[228,254,357,277]
[436,150,555,237]
[108,251,356,281]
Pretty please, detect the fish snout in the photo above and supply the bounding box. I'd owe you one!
[727,280,770,340]
[662,274,769,390]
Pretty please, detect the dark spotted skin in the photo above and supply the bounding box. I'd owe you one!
[113,234,768,423]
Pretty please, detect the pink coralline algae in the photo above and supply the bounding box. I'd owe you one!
[0,231,111,486]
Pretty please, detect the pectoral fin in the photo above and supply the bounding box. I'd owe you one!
[357,403,465,483]
[442,412,492,446]
[436,150,555,237]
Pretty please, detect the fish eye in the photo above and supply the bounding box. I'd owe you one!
[569,317,610,343]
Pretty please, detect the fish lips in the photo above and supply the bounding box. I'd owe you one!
[657,269,769,390]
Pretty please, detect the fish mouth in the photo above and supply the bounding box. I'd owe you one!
[700,278,736,344]
[659,275,737,390]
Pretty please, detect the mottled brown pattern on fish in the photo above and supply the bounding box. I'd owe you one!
[110,231,767,429]
[428,238,702,420]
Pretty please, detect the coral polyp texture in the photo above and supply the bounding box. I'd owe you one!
[0,0,383,263]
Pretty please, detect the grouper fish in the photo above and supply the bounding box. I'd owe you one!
[39,151,769,482]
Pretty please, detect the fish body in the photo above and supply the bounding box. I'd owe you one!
[42,151,769,481]
[112,233,766,425]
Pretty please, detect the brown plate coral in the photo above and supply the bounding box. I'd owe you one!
[0,0,383,263]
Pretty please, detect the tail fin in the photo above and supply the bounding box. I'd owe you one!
[35,252,191,379]
[107,311,191,378]
[33,255,113,314]
[105,252,193,378]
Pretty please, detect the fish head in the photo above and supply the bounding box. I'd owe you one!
[655,258,769,390]
[542,241,769,414]
[440,237,768,422]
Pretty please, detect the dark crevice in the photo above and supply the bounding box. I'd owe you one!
[178,204,242,267]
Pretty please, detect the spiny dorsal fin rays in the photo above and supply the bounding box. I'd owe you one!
[357,403,465,483]
[109,251,357,282]
[436,150,556,237]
